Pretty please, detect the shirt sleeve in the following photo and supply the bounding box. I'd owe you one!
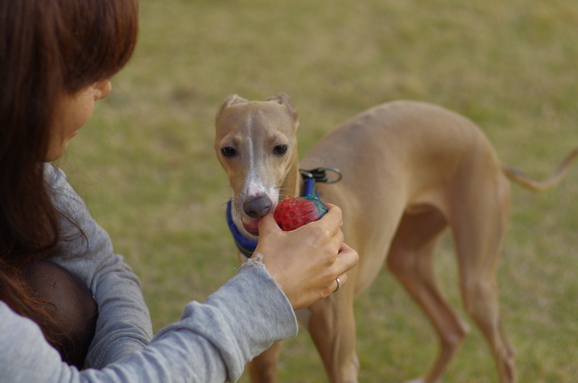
[44,164,153,367]
[0,261,298,383]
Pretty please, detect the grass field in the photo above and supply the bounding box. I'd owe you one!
[58,0,578,381]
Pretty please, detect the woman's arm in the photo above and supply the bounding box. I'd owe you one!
[45,164,153,368]
[0,261,297,382]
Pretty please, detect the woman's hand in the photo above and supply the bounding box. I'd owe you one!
[254,204,359,310]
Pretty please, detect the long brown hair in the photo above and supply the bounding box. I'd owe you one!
[0,0,138,344]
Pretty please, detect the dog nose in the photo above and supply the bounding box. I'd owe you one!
[244,195,272,219]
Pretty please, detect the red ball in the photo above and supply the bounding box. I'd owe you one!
[274,195,328,231]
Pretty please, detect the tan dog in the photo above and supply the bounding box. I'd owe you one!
[214,93,577,383]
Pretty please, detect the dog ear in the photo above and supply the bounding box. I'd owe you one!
[267,93,298,121]
[216,94,249,120]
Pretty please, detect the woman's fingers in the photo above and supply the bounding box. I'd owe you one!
[254,203,358,310]
[317,243,358,299]
[315,203,344,237]
[336,243,359,277]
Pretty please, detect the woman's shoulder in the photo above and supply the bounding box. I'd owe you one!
[42,163,85,209]
[42,163,92,237]
[42,163,67,187]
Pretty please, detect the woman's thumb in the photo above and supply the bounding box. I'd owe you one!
[257,211,280,234]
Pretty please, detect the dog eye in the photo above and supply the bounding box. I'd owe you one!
[221,147,237,157]
[273,145,287,155]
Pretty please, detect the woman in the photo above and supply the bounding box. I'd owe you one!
[0,0,359,381]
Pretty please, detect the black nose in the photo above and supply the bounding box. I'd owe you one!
[244,195,272,219]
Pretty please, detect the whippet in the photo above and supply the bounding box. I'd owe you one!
[214,93,577,383]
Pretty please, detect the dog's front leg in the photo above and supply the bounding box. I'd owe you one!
[308,286,359,383]
[247,341,283,383]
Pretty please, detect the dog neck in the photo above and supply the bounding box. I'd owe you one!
[283,152,303,198]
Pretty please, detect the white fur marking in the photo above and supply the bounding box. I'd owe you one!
[236,113,280,223]
[245,114,264,198]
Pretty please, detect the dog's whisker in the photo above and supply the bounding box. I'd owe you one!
[277,187,293,200]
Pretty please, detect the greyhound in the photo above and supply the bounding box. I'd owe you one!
[214,93,577,383]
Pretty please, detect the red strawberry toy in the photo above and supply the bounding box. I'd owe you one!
[274,195,328,231]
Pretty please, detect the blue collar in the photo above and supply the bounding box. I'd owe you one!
[226,168,342,259]
[226,200,257,258]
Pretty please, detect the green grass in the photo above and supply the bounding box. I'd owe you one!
[58,0,578,381]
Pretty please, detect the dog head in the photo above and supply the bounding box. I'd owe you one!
[215,93,299,241]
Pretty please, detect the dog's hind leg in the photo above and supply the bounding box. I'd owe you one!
[387,208,470,383]
[247,341,283,383]
[449,171,516,383]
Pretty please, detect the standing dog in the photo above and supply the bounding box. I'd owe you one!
[214,93,576,383]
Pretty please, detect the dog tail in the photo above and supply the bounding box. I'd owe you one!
[501,147,578,192]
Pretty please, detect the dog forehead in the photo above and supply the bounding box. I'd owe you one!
[217,101,294,132]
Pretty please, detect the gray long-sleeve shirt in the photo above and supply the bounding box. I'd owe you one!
[0,165,298,382]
